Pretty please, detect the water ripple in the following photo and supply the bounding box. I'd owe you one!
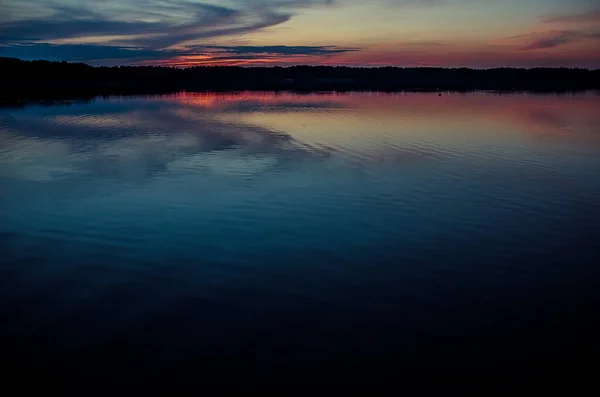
[1,91,600,380]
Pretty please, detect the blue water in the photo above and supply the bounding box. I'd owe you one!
[1,92,599,385]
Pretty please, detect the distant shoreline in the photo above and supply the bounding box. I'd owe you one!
[2,57,599,101]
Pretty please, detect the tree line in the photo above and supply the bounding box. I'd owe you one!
[1,57,599,99]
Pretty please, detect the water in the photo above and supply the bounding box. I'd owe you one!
[1,92,600,385]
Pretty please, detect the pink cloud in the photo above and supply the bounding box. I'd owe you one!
[330,43,600,69]
[519,30,594,51]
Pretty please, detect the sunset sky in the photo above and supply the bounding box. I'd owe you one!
[1,0,599,68]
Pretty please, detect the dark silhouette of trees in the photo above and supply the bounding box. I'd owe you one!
[1,57,599,100]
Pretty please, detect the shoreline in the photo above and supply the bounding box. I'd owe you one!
[2,58,599,102]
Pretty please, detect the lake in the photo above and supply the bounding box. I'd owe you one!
[1,91,599,386]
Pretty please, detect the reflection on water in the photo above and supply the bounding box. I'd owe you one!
[1,92,600,384]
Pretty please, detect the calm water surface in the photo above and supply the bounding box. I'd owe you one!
[1,92,600,383]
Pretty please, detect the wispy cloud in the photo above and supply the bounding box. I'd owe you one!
[0,1,363,65]
[0,1,335,49]
[333,44,600,68]
[519,30,600,50]
[0,42,357,65]
[1,0,599,68]
[201,45,356,55]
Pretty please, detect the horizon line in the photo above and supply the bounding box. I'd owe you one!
[2,57,599,71]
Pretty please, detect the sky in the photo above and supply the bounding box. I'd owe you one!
[0,0,599,67]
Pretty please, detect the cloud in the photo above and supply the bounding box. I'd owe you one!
[521,31,579,50]
[2,0,598,68]
[200,45,357,55]
[0,43,173,62]
[520,30,600,50]
[0,42,357,65]
[134,12,291,50]
[0,1,336,50]
[542,9,600,24]
[0,3,250,47]
[333,45,600,68]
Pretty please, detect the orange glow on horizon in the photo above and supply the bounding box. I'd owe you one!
[132,42,600,68]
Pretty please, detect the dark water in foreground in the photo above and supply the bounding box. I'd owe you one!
[1,92,600,385]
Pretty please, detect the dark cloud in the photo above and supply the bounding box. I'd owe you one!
[521,32,577,50]
[0,42,357,64]
[0,2,248,46]
[0,19,162,42]
[0,43,173,62]
[134,12,291,50]
[0,1,330,64]
[0,1,336,49]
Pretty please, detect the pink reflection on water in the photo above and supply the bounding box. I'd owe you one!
[165,91,600,145]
